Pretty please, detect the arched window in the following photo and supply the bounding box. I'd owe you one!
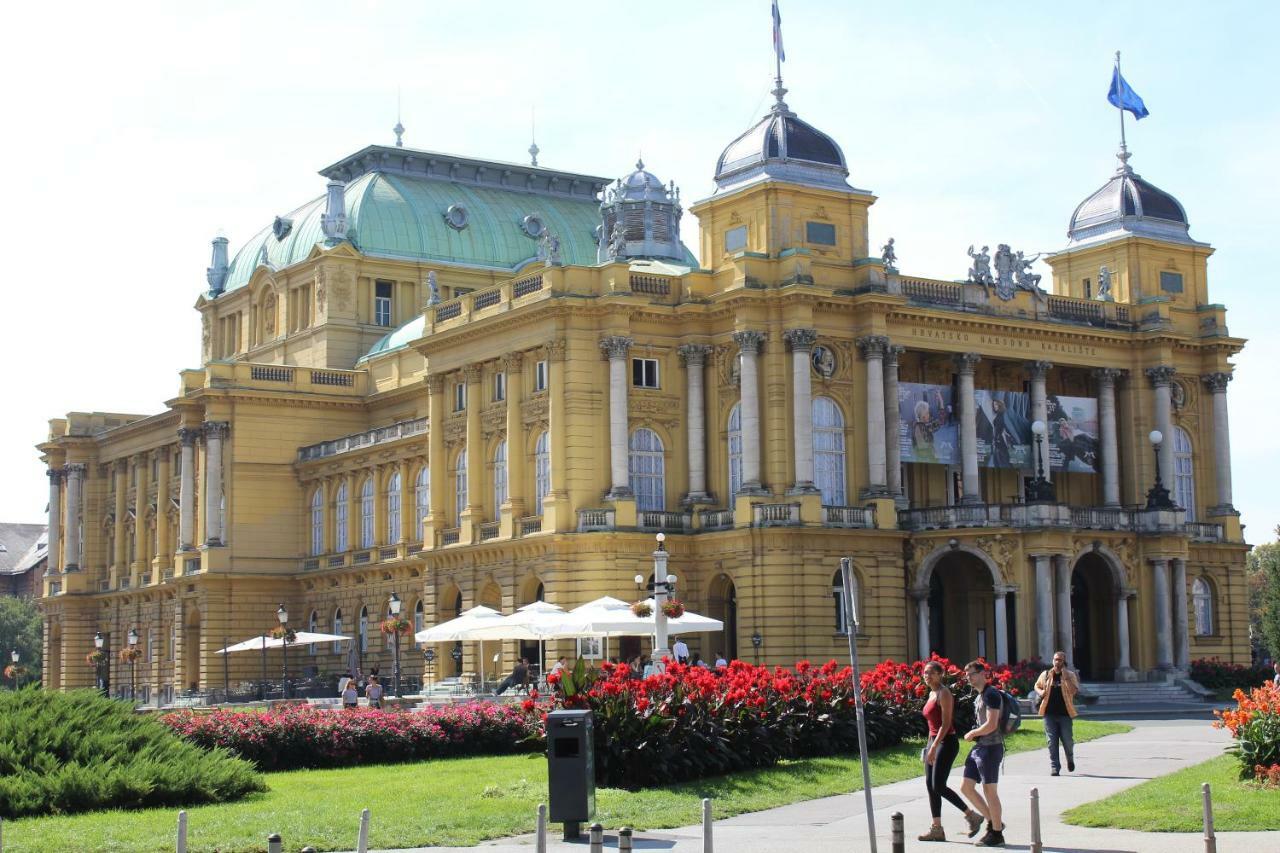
[359,477,375,548]
[1192,576,1214,636]
[359,605,369,655]
[728,403,743,498]
[308,610,318,656]
[832,568,860,634]
[332,608,344,654]
[387,472,402,544]
[413,599,425,649]
[813,396,847,505]
[493,440,508,509]
[334,482,349,552]
[1173,427,1196,521]
[534,431,551,514]
[415,466,430,542]
[455,450,468,522]
[629,428,666,512]
[310,489,324,556]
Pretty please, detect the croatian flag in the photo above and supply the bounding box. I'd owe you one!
[772,0,785,63]
[1108,66,1149,119]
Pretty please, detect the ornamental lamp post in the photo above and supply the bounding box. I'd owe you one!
[94,631,106,696]
[638,533,677,669]
[9,650,19,690]
[1024,419,1056,503]
[276,604,290,699]
[127,627,139,703]
[1145,430,1174,510]
[388,592,403,698]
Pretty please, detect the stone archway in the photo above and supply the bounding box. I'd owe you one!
[182,606,201,693]
[706,574,738,662]
[914,543,1004,664]
[1071,552,1121,681]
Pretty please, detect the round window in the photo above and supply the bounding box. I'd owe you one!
[444,203,469,230]
[521,214,546,239]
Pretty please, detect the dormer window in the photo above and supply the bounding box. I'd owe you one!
[374,281,393,327]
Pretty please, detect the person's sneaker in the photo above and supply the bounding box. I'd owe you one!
[975,828,1006,847]
[965,812,985,837]
[1051,768,1060,776]
[917,825,946,842]
[1067,757,1076,772]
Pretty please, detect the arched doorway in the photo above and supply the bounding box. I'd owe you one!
[519,581,545,672]
[1071,553,1119,681]
[926,552,995,663]
[706,574,738,662]
[183,608,201,693]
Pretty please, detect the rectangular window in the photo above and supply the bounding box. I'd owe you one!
[1083,278,1092,299]
[454,383,467,412]
[1160,271,1184,293]
[494,373,506,402]
[724,225,747,252]
[632,357,659,389]
[374,281,393,326]
[534,360,548,392]
[805,221,837,246]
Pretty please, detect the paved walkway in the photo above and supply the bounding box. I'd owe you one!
[386,719,1275,852]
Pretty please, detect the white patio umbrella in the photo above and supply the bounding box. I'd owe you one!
[552,598,723,637]
[215,632,350,654]
[466,601,569,678]
[415,605,505,689]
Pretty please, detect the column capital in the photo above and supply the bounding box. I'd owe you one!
[677,343,712,367]
[599,335,633,360]
[1091,367,1126,384]
[856,334,891,358]
[953,352,982,374]
[885,344,905,366]
[783,328,818,352]
[732,329,766,355]
[1203,371,1232,393]
[425,373,446,393]
[1145,365,1176,387]
[178,427,201,446]
[63,462,86,477]
[545,338,568,363]
[1148,556,1170,568]
[47,468,64,485]
[462,363,483,385]
[202,421,230,440]
[1024,359,1053,380]
[500,351,524,372]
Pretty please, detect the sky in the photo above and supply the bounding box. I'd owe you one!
[1,1,1277,541]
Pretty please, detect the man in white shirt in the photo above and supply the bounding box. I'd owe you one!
[672,638,689,664]
[714,652,728,668]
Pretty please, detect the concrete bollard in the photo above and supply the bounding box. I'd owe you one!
[890,812,904,853]
[266,833,282,853]
[619,827,633,852]
[357,807,370,853]
[535,804,548,853]
[1202,782,1216,853]
[702,797,714,853]
[1029,787,1043,853]
[176,810,188,853]
[302,848,318,852]
[589,822,604,853]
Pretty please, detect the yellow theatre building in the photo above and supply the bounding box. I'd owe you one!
[37,71,1249,701]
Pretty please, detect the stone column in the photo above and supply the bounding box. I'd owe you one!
[600,336,634,499]
[47,469,62,573]
[464,364,484,515]
[994,587,1009,665]
[1116,591,1133,676]
[1204,373,1236,514]
[785,329,819,493]
[912,589,930,658]
[426,375,446,542]
[178,428,198,550]
[734,330,767,493]
[1026,360,1053,484]
[1054,554,1074,669]
[1034,555,1054,662]
[1145,367,1176,491]
[954,353,982,504]
[63,464,84,570]
[132,454,148,578]
[546,339,569,517]
[1151,557,1174,671]
[678,344,712,503]
[155,449,171,568]
[203,421,229,546]
[1093,368,1124,507]
[885,345,905,501]
[113,462,127,572]
[858,335,891,496]
[397,459,411,544]
[502,353,525,513]
[1172,558,1190,670]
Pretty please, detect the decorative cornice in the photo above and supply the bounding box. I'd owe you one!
[463,363,483,384]
[732,329,766,355]
[783,328,818,352]
[425,374,446,394]
[856,334,890,358]
[677,343,712,367]
[1202,372,1232,393]
[1145,365,1176,387]
[953,352,982,373]
[500,352,524,372]
[599,335,633,360]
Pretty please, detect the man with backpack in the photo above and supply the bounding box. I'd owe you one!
[960,660,1008,847]
[1034,651,1079,776]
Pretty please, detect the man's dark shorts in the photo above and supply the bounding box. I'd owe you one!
[963,743,1004,784]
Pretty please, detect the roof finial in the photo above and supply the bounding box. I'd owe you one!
[528,107,540,167]
[1113,51,1133,175]
[770,0,789,114]
[394,86,405,147]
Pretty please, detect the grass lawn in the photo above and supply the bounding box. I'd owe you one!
[1063,752,1280,832]
[5,720,1127,852]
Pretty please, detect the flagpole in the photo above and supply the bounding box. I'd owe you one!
[1115,51,1127,157]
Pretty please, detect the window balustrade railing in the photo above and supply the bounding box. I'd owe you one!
[576,509,615,532]
[520,516,543,536]
[753,502,800,527]
[479,522,501,541]
[699,508,735,531]
[512,274,544,298]
[352,551,372,565]
[638,510,692,532]
[441,528,461,546]
[302,558,320,571]
[298,417,427,461]
[823,505,875,528]
[378,546,398,560]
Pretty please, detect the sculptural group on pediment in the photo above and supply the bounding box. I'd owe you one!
[968,243,1046,301]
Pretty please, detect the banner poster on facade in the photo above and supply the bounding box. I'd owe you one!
[975,390,1034,469]
[898,382,958,465]
[1046,394,1100,473]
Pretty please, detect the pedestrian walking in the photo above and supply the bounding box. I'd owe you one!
[365,675,384,709]
[960,660,1007,847]
[916,660,985,842]
[341,679,359,709]
[1034,651,1078,775]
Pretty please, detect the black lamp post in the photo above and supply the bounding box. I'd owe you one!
[276,604,289,699]
[1024,419,1056,503]
[1145,430,1174,509]
[388,592,403,698]
[127,627,139,704]
[9,650,19,690]
[94,631,106,695]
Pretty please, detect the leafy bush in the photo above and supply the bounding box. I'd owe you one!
[1191,657,1274,691]
[0,688,262,819]
[1214,682,1280,784]
[163,701,540,772]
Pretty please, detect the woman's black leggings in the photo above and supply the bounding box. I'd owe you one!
[925,733,968,818]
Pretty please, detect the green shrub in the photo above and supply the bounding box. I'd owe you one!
[0,688,263,818]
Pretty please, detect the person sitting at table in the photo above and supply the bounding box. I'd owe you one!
[494,658,530,695]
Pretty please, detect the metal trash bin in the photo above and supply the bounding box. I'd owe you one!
[547,709,595,839]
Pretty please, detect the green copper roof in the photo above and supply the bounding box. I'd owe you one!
[359,314,426,362]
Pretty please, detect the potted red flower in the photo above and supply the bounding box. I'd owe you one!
[270,626,298,644]
[661,599,685,619]
[380,616,411,637]
[630,600,653,618]
[118,646,142,664]
[4,663,28,681]
[85,649,107,667]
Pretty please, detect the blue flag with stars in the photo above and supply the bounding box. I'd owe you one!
[1108,67,1149,119]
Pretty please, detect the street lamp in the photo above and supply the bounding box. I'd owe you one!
[276,604,290,699]
[9,650,19,690]
[1145,430,1174,509]
[388,592,403,698]
[127,627,139,703]
[637,533,678,669]
[94,631,106,696]
[1024,419,1056,503]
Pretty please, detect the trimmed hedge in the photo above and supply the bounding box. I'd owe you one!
[1191,657,1274,691]
[0,688,263,819]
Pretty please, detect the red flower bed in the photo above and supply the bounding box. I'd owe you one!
[161,702,540,772]
[1214,682,1280,784]
[1191,657,1274,691]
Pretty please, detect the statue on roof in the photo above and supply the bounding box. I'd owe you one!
[608,222,626,259]
[538,230,562,266]
[426,271,441,306]
[1014,251,1043,292]
[1096,266,1114,302]
[967,245,993,286]
[992,244,1016,300]
[881,237,898,274]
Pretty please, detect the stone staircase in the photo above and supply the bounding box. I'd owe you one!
[1077,678,1212,708]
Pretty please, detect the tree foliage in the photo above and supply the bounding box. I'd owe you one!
[1248,525,1280,661]
[0,596,42,684]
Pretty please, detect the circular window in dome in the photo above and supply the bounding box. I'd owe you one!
[521,214,546,239]
[443,203,469,231]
